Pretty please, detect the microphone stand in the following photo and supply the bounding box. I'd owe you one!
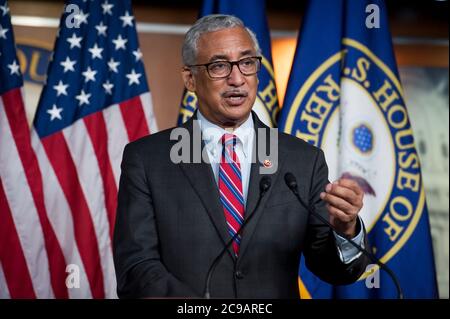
[284,172,403,299]
[204,177,271,299]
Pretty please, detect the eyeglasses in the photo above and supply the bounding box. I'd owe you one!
[188,56,262,79]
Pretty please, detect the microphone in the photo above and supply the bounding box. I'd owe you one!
[284,172,404,299]
[204,176,271,299]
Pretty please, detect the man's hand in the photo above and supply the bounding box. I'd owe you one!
[319,179,364,238]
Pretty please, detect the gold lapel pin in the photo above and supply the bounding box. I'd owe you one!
[263,159,272,168]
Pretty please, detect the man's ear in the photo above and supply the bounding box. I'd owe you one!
[181,67,196,92]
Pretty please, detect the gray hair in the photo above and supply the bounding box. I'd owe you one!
[182,14,262,66]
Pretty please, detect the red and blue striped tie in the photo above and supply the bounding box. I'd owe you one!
[219,133,245,256]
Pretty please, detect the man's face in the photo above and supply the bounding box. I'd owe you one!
[182,27,258,128]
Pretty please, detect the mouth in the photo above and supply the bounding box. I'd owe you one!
[222,90,248,107]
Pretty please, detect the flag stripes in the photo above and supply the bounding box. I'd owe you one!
[0,181,36,299]
[30,96,154,298]
[1,91,155,298]
[83,112,118,240]
[119,95,150,142]
[32,130,94,299]
[1,89,69,299]
[41,131,106,298]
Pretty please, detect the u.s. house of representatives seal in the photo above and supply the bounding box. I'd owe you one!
[283,38,426,278]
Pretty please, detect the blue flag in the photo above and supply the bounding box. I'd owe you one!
[278,0,438,298]
[178,0,279,127]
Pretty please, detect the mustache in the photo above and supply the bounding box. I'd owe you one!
[221,90,248,98]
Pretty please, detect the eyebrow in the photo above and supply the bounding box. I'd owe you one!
[208,50,256,62]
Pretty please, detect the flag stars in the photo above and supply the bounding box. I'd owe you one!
[102,0,114,15]
[82,66,97,83]
[0,4,10,16]
[120,11,134,27]
[67,33,82,49]
[88,43,103,60]
[133,49,143,62]
[112,34,127,50]
[126,69,142,85]
[76,90,91,106]
[0,25,8,39]
[53,80,69,96]
[95,21,107,37]
[60,56,76,73]
[103,80,114,95]
[74,10,89,27]
[107,58,120,73]
[47,104,63,121]
[8,60,20,76]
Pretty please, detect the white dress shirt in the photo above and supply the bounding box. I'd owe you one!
[196,110,364,264]
[197,110,254,204]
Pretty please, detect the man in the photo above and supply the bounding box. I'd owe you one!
[113,14,370,298]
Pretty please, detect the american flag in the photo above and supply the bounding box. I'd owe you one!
[0,0,45,298]
[0,0,157,298]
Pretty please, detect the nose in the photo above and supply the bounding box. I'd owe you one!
[226,64,245,87]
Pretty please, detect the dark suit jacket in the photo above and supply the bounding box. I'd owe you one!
[113,112,370,298]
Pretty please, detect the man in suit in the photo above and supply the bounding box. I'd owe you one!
[113,14,370,298]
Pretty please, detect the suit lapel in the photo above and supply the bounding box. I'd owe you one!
[177,114,236,261]
[177,112,285,262]
[244,155,262,219]
[238,114,285,261]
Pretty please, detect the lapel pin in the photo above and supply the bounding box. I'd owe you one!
[263,159,272,168]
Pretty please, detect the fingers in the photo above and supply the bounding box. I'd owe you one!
[326,204,355,223]
[327,204,358,237]
[321,180,364,208]
[321,192,353,212]
[338,178,363,197]
[320,178,363,237]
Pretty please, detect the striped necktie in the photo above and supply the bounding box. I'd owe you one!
[219,133,245,256]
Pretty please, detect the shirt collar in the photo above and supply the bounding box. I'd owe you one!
[197,110,254,158]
